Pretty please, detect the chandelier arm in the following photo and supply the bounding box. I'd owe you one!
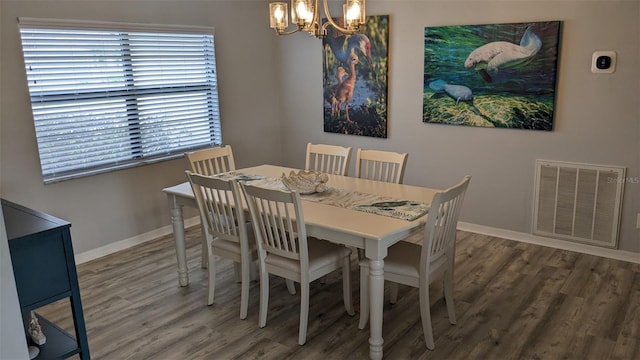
[277,27,303,36]
[321,0,358,35]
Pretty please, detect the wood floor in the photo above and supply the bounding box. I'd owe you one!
[39,227,639,360]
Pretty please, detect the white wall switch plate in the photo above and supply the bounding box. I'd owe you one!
[591,51,616,74]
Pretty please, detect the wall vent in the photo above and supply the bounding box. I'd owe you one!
[533,160,625,248]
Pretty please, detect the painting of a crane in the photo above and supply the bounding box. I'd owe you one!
[322,15,388,138]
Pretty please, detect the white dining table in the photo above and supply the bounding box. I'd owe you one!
[162,164,439,360]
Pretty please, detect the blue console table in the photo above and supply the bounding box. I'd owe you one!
[3,199,90,359]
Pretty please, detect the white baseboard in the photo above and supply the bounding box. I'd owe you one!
[75,218,638,265]
[74,216,201,264]
[458,222,639,264]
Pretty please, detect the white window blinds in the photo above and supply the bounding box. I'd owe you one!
[18,18,222,183]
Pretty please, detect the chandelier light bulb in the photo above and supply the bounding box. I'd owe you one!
[274,7,283,20]
[345,3,360,21]
[296,2,312,23]
[269,2,289,31]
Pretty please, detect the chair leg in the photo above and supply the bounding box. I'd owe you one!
[419,283,435,350]
[250,261,259,281]
[358,265,369,329]
[444,270,456,324]
[200,226,208,269]
[298,281,310,345]
[258,271,269,328]
[286,279,297,294]
[207,246,216,306]
[342,256,355,316]
[239,260,250,320]
[233,262,241,283]
[389,282,399,304]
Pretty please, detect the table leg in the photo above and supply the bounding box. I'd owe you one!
[368,258,384,360]
[169,200,189,286]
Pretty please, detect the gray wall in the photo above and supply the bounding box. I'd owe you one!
[1,0,638,255]
[278,1,640,253]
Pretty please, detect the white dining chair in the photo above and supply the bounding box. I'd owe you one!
[186,171,257,319]
[305,143,352,176]
[353,148,409,260]
[358,175,471,350]
[241,182,355,345]
[355,148,408,184]
[185,145,236,268]
[185,145,236,176]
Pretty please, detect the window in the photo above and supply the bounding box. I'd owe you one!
[18,18,222,183]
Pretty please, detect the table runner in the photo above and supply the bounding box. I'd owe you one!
[303,188,430,221]
[213,172,430,221]
[212,171,266,182]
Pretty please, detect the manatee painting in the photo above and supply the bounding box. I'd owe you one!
[423,21,561,131]
[429,80,473,105]
[464,26,542,83]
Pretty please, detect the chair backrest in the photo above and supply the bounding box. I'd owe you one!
[305,143,352,176]
[185,145,236,176]
[241,183,309,271]
[355,148,408,184]
[186,171,248,246]
[421,176,471,278]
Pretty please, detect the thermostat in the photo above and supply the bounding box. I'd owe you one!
[591,51,616,74]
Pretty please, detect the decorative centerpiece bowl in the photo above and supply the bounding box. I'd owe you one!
[281,170,329,194]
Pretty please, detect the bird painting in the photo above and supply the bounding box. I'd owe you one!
[333,52,360,122]
[321,15,389,138]
[324,66,349,117]
[323,26,374,83]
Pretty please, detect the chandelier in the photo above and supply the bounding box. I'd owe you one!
[269,0,366,39]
